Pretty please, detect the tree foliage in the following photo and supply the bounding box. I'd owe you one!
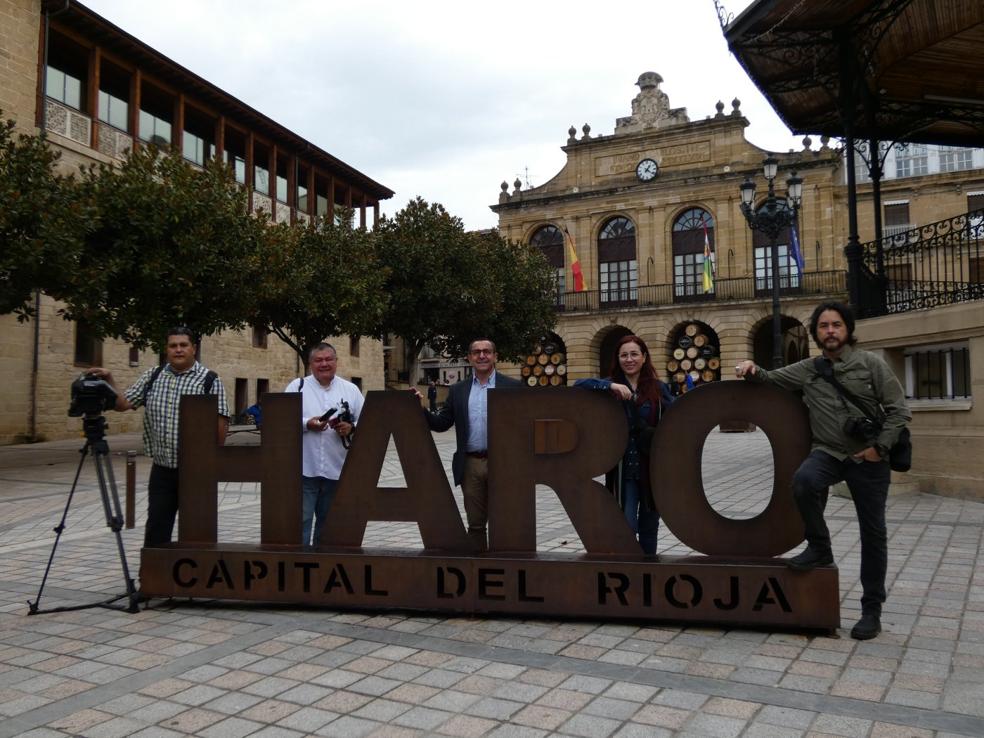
[63,147,266,351]
[251,211,388,361]
[376,197,556,380]
[0,116,88,317]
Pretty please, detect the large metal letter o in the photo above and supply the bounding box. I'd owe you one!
[650,381,810,557]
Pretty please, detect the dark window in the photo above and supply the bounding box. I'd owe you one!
[884,202,910,236]
[128,345,140,366]
[256,378,270,401]
[45,32,87,111]
[350,336,360,357]
[297,165,310,213]
[223,127,247,185]
[234,377,248,416]
[530,225,565,301]
[254,143,270,196]
[351,376,362,390]
[598,217,637,305]
[968,194,984,241]
[183,106,214,166]
[139,83,172,147]
[251,325,268,349]
[750,202,800,293]
[276,157,289,204]
[74,321,103,367]
[97,61,130,132]
[672,208,715,299]
[907,346,970,400]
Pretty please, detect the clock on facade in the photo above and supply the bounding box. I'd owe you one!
[636,158,659,181]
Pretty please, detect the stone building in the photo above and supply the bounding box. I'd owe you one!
[494,72,984,498]
[0,0,392,443]
[494,72,847,391]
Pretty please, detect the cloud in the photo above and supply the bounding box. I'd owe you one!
[84,0,802,230]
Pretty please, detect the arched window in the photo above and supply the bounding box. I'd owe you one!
[752,201,801,294]
[530,225,565,304]
[597,217,637,305]
[672,208,715,300]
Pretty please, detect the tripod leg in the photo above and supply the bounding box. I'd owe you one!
[28,442,90,614]
[92,444,140,613]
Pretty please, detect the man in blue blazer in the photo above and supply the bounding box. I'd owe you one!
[415,339,521,551]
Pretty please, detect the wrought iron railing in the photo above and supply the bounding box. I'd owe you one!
[554,270,847,312]
[859,209,984,317]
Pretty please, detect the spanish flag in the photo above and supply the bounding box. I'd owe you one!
[702,221,715,293]
[562,225,586,292]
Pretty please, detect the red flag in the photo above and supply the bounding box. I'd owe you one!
[562,225,585,292]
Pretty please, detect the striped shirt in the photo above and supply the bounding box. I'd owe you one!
[125,361,229,468]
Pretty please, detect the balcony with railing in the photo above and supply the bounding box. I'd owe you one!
[859,209,984,317]
[554,270,847,313]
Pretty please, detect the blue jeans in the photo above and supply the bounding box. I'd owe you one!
[302,476,338,545]
[622,478,660,555]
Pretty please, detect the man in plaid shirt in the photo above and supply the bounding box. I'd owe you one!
[94,327,229,546]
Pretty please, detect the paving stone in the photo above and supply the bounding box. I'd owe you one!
[558,712,622,737]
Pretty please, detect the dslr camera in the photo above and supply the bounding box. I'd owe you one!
[843,415,880,443]
[68,372,118,417]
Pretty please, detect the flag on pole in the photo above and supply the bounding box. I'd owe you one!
[789,219,805,275]
[701,221,715,293]
[562,225,586,292]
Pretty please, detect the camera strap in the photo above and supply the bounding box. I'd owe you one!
[812,357,882,424]
[143,365,217,404]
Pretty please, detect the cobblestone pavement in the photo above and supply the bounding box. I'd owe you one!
[0,425,982,737]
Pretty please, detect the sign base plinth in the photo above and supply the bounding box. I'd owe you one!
[141,545,840,631]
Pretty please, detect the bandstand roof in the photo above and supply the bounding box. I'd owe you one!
[723,0,984,147]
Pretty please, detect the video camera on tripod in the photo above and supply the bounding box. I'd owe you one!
[28,371,139,615]
[68,372,118,417]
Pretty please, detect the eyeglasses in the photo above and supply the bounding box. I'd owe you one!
[619,351,643,359]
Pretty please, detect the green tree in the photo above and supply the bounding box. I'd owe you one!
[457,229,557,364]
[0,116,88,317]
[250,211,388,362]
[376,197,556,382]
[63,146,266,351]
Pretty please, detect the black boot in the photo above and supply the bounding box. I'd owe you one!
[851,610,882,640]
[786,546,834,571]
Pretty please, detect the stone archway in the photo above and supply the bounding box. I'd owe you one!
[752,315,808,369]
[598,325,633,377]
[666,320,721,395]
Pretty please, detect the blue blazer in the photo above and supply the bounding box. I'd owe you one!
[424,373,522,486]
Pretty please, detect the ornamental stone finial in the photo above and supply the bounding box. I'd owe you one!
[614,71,688,135]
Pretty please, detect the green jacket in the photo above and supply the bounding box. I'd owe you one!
[745,345,911,461]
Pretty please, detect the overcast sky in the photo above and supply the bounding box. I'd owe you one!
[83,0,800,231]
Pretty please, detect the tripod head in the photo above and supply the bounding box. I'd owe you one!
[81,413,109,445]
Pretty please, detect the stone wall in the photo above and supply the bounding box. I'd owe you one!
[860,303,984,500]
[0,0,39,129]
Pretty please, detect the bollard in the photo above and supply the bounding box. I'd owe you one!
[126,451,136,529]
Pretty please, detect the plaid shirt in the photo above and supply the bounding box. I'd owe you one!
[125,361,229,468]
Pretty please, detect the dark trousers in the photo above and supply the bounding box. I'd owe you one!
[146,464,180,547]
[792,450,891,612]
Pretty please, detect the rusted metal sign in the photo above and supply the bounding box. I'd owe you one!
[141,383,839,630]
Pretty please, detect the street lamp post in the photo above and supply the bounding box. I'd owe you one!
[739,157,803,369]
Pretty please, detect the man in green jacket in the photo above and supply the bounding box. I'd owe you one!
[736,301,911,640]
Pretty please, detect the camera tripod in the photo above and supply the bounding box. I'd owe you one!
[27,414,140,615]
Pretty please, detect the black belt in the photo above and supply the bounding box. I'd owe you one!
[466,451,488,459]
